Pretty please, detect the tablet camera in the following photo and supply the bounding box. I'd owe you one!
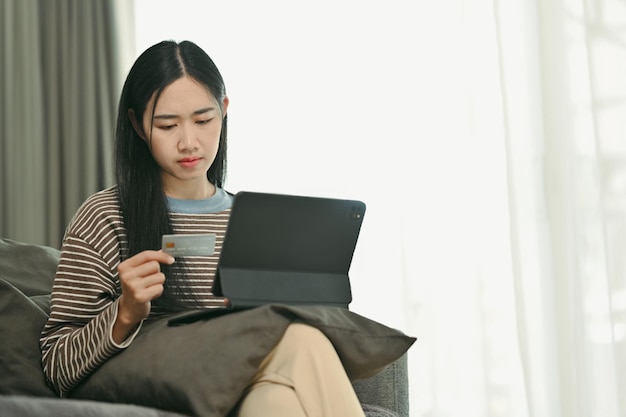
[349,205,365,221]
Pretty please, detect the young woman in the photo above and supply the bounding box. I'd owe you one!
[40,40,411,417]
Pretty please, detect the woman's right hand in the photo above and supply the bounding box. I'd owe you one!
[112,250,175,344]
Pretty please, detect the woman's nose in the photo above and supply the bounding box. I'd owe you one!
[178,124,198,150]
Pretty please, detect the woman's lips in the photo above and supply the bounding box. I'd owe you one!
[178,157,201,168]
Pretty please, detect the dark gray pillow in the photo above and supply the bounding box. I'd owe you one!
[0,238,59,297]
[72,305,416,417]
[0,278,56,396]
[0,239,59,396]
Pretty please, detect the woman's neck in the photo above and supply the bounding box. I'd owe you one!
[163,179,216,200]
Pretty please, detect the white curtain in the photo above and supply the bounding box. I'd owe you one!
[497,0,626,416]
[132,1,626,416]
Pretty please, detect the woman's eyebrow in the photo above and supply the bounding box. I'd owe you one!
[154,107,216,120]
[193,107,216,115]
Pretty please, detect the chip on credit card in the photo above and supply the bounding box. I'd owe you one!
[161,234,216,256]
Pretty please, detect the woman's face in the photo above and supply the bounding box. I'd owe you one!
[139,76,228,199]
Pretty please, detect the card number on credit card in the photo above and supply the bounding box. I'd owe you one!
[161,234,216,256]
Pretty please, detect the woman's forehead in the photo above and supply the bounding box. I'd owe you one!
[148,77,218,115]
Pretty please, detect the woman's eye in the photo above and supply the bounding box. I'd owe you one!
[196,119,212,125]
[157,124,176,130]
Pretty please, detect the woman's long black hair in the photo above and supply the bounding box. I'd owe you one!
[114,40,228,311]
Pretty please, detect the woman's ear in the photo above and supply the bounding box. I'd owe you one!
[222,96,229,119]
[128,109,146,140]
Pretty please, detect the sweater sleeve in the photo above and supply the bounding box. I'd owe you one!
[39,234,141,396]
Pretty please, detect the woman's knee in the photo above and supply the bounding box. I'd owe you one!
[254,323,333,377]
[259,323,345,379]
[279,323,335,356]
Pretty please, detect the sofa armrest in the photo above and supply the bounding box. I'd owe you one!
[352,353,409,417]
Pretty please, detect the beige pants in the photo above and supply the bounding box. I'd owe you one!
[235,323,366,417]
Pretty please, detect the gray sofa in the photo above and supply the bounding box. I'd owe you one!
[0,237,410,416]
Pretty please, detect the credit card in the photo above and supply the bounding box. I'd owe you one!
[161,234,216,256]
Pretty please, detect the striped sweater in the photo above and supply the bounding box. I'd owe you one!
[39,186,231,396]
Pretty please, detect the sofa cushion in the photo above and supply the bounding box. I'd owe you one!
[0,395,190,417]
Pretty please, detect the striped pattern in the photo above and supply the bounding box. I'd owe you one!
[39,186,230,396]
